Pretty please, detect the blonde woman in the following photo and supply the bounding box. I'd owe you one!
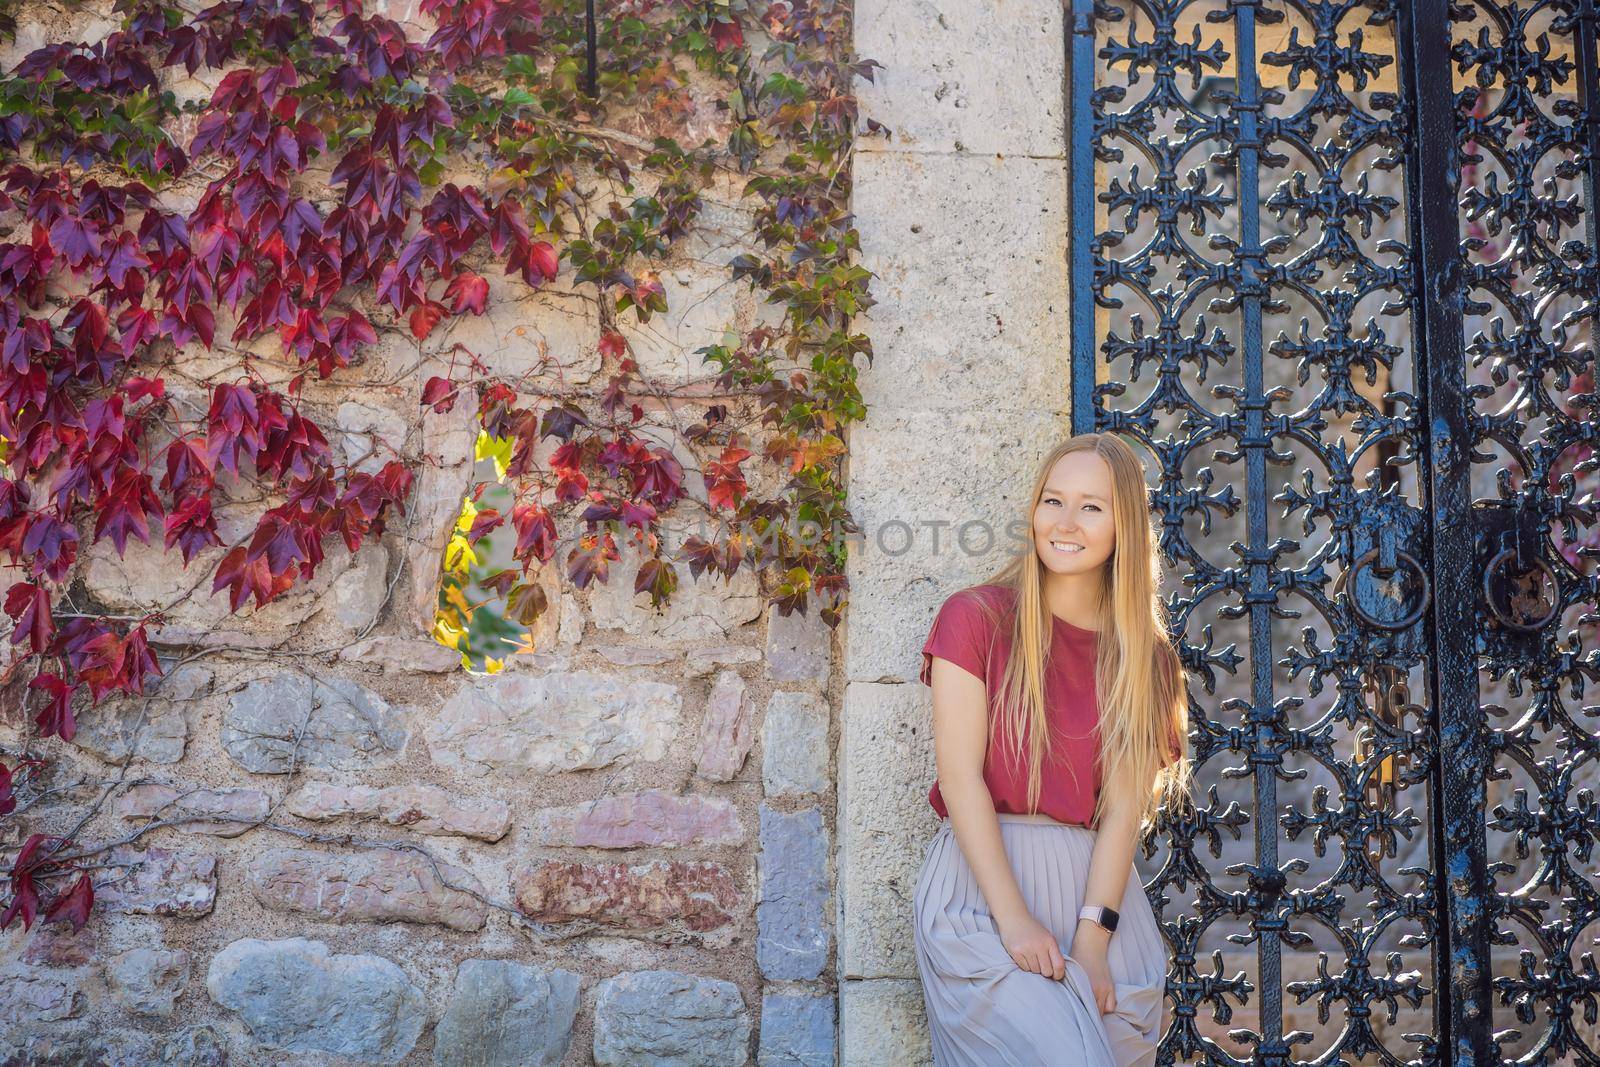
[914,432,1192,1067]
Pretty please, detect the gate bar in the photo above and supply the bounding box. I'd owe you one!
[1067,0,1098,434]
[1394,0,1494,1061]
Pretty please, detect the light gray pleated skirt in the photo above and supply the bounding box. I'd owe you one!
[912,813,1167,1067]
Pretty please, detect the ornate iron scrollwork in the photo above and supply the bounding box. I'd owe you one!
[1067,0,1600,1063]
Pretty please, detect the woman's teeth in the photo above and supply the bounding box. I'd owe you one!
[1051,542,1083,553]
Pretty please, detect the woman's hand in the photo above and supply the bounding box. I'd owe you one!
[998,912,1066,980]
[1070,921,1116,1014]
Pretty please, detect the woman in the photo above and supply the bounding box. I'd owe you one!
[913,432,1193,1067]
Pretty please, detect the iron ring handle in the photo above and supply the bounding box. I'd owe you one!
[1483,546,1561,632]
[1337,547,1432,632]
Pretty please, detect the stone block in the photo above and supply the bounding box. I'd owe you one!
[762,691,830,796]
[592,970,750,1067]
[73,701,188,765]
[759,992,836,1067]
[115,783,270,836]
[0,969,84,1023]
[206,937,425,1064]
[840,682,939,979]
[757,806,830,981]
[433,959,580,1067]
[426,670,680,776]
[222,672,408,775]
[338,635,465,674]
[98,847,216,917]
[694,670,753,782]
[685,644,761,677]
[854,0,1065,157]
[512,860,739,943]
[852,153,1070,412]
[246,847,488,931]
[286,781,511,841]
[105,947,190,1017]
[765,603,831,683]
[839,979,930,1066]
[530,789,744,848]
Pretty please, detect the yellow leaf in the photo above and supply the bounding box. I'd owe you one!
[443,582,474,617]
[482,656,505,674]
[475,430,513,481]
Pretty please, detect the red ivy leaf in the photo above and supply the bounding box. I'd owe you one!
[4,582,53,653]
[598,331,626,359]
[28,674,75,742]
[408,300,446,340]
[444,271,488,315]
[0,834,54,931]
[421,375,456,413]
[565,531,618,590]
[710,17,744,51]
[44,871,94,931]
[0,762,15,818]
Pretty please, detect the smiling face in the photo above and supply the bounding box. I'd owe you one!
[1033,450,1117,575]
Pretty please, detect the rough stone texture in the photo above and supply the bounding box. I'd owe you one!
[246,847,489,931]
[426,670,680,776]
[759,992,836,1067]
[206,937,425,1064]
[105,947,191,1017]
[765,603,831,683]
[286,781,511,841]
[685,644,761,677]
[338,635,465,673]
[512,860,739,942]
[432,959,580,1067]
[592,970,751,1067]
[85,539,389,640]
[595,643,678,666]
[222,672,408,774]
[19,923,95,966]
[73,701,188,764]
[762,691,830,796]
[98,847,217,916]
[530,789,744,848]
[758,806,830,980]
[407,393,478,630]
[853,0,1064,157]
[0,968,85,1022]
[694,669,753,781]
[115,783,270,836]
[839,681,938,979]
[587,526,764,641]
[839,980,930,1067]
[153,1026,230,1067]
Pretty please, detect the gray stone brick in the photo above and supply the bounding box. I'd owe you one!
[757,806,830,980]
[759,992,835,1067]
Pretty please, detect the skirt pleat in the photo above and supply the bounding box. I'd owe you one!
[912,814,1167,1067]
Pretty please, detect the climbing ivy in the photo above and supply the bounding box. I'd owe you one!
[0,0,879,930]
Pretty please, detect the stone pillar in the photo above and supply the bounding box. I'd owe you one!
[843,0,1073,1060]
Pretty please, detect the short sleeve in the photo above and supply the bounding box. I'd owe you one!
[919,590,991,687]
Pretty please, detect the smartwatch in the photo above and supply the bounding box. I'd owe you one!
[1079,904,1119,933]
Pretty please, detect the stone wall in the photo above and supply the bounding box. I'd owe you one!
[0,4,842,1065]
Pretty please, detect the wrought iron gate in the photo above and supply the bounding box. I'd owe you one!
[1066,1,1600,1063]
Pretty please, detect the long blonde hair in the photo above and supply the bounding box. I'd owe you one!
[973,432,1192,830]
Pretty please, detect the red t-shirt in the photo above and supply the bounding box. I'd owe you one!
[920,583,1177,827]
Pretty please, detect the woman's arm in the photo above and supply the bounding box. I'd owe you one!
[929,656,1066,981]
[1070,757,1153,1013]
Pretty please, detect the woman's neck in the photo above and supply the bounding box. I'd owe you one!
[1042,572,1104,630]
